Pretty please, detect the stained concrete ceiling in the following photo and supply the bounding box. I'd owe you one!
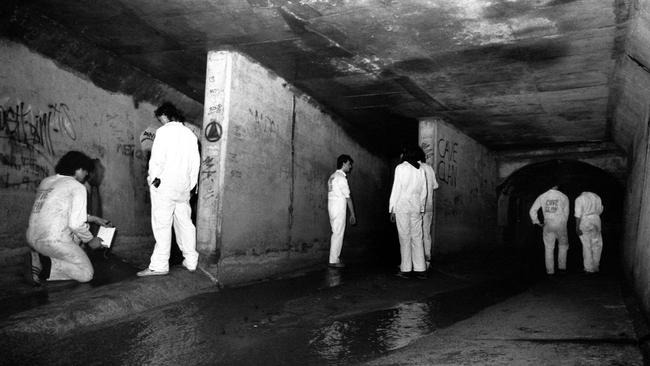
[1,0,631,153]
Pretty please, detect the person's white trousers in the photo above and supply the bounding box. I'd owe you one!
[422,211,433,260]
[579,215,603,272]
[149,188,199,272]
[396,212,426,272]
[542,224,568,274]
[32,238,93,282]
[328,198,347,264]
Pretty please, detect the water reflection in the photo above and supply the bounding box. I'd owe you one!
[310,301,431,362]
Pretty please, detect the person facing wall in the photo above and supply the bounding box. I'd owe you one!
[327,154,357,268]
[417,146,439,269]
[137,102,200,277]
[390,145,428,279]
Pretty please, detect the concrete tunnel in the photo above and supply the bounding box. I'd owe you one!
[4,2,650,359]
[498,160,625,277]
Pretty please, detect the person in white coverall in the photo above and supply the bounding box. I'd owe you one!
[417,147,439,269]
[327,154,357,268]
[26,151,111,285]
[137,102,200,277]
[574,191,604,273]
[390,146,428,278]
[529,185,570,275]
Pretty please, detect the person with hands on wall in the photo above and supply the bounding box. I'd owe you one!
[389,145,428,279]
[25,151,113,285]
[137,102,200,277]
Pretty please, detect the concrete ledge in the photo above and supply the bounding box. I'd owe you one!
[0,269,217,335]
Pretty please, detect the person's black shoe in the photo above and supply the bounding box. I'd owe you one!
[414,271,428,280]
[39,254,51,282]
[24,251,43,287]
[328,262,345,268]
[396,271,409,279]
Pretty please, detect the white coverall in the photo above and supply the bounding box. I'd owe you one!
[389,162,427,272]
[420,162,439,262]
[26,175,94,282]
[529,188,570,274]
[575,192,604,273]
[147,121,200,272]
[328,169,350,264]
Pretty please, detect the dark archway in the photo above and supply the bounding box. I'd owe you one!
[498,160,624,277]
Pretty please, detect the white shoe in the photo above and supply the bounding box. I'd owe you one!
[182,260,197,272]
[137,268,169,277]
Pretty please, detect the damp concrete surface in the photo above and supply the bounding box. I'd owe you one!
[0,251,645,366]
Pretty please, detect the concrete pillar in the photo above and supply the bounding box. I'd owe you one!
[197,51,233,264]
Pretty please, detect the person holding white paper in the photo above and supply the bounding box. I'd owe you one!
[26,151,112,285]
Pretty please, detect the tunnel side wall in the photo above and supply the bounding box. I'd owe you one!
[0,39,202,265]
[611,5,650,318]
[216,53,392,283]
[420,118,499,254]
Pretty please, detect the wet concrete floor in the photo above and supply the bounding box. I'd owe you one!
[0,254,643,366]
[0,258,535,366]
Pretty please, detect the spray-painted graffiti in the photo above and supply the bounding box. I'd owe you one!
[0,101,77,156]
[437,138,458,187]
[116,144,147,160]
[0,100,79,190]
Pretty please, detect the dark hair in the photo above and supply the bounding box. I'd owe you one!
[401,145,420,169]
[416,146,426,163]
[154,102,185,122]
[337,154,353,169]
[55,151,95,176]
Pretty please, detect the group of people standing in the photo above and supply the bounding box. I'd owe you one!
[327,145,438,279]
[529,186,605,275]
[25,102,200,285]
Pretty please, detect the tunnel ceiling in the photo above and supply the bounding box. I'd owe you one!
[1,0,631,151]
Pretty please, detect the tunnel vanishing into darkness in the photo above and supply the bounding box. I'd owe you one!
[498,160,624,277]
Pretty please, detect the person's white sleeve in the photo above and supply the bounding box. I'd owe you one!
[419,170,427,212]
[190,139,200,189]
[69,184,93,243]
[563,196,570,220]
[574,197,583,218]
[529,196,541,224]
[338,176,351,199]
[148,127,167,185]
[431,170,439,190]
[388,166,403,213]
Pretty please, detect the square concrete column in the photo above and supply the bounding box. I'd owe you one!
[197,51,233,264]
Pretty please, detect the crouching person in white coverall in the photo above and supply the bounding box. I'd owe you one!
[390,146,428,279]
[26,151,112,285]
[327,154,357,268]
[417,147,438,270]
[575,191,604,273]
[529,185,570,275]
[138,102,200,277]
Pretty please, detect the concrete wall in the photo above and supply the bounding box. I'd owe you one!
[199,51,392,284]
[611,0,650,320]
[0,39,201,263]
[419,118,498,255]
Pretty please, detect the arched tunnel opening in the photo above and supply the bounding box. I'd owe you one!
[498,160,624,279]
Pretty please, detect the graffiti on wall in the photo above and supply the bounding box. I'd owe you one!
[0,100,79,189]
[437,138,458,187]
